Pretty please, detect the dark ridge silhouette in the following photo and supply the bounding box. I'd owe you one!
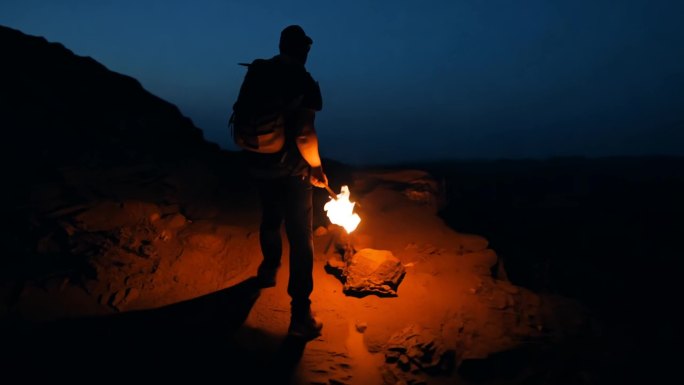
[0,24,219,170]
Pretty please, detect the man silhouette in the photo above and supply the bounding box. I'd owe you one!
[234,25,327,340]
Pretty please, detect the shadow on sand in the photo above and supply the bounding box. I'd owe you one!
[1,277,307,383]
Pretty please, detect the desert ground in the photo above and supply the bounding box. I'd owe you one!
[2,25,681,385]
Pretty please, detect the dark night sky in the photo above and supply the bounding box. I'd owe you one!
[2,0,683,165]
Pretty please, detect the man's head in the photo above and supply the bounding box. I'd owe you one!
[279,25,313,65]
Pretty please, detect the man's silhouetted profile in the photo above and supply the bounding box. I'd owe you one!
[232,25,327,340]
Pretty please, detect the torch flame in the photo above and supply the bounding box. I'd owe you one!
[324,185,361,233]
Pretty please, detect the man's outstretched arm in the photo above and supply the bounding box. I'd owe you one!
[296,109,328,188]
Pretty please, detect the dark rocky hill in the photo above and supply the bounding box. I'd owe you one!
[0,25,248,283]
[0,25,218,171]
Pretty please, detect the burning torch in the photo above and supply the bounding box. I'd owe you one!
[324,185,361,260]
[324,185,338,201]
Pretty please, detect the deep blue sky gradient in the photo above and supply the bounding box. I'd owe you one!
[2,0,683,164]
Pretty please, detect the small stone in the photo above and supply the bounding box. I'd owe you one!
[355,321,368,333]
[385,350,401,363]
[387,344,407,353]
[109,290,126,308]
[398,355,411,371]
[314,226,328,236]
[165,213,187,229]
[139,242,156,257]
[159,230,172,241]
[149,212,161,223]
[422,341,436,353]
[124,287,140,304]
[407,345,423,360]
[380,366,399,385]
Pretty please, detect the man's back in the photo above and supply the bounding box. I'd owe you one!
[234,54,322,178]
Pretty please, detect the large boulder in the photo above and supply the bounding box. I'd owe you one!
[326,248,406,297]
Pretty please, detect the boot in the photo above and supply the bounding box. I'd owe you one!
[288,311,323,340]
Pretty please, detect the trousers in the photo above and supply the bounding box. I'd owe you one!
[256,174,314,316]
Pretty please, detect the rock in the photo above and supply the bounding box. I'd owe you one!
[326,248,406,297]
[164,213,187,229]
[355,321,368,333]
[398,354,411,371]
[380,366,400,385]
[387,345,407,354]
[382,324,456,384]
[124,287,140,305]
[159,229,172,241]
[138,241,156,258]
[352,169,444,211]
[385,350,401,363]
[149,212,161,222]
[108,289,126,308]
[407,344,423,360]
[314,226,328,236]
[402,180,439,207]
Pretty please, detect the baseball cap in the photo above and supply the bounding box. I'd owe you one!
[280,25,313,48]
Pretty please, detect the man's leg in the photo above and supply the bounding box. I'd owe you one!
[284,176,321,339]
[256,179,284,287]
[284,176,314,313]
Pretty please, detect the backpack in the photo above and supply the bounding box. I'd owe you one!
[230,59,301,154]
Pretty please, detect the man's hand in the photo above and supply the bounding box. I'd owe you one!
[310,166,328,188]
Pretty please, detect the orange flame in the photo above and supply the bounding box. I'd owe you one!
[324,185,361,233]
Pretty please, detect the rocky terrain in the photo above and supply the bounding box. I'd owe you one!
[2,25,679,385]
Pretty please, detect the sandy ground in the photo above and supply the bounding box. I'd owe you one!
[237,178,588,384]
